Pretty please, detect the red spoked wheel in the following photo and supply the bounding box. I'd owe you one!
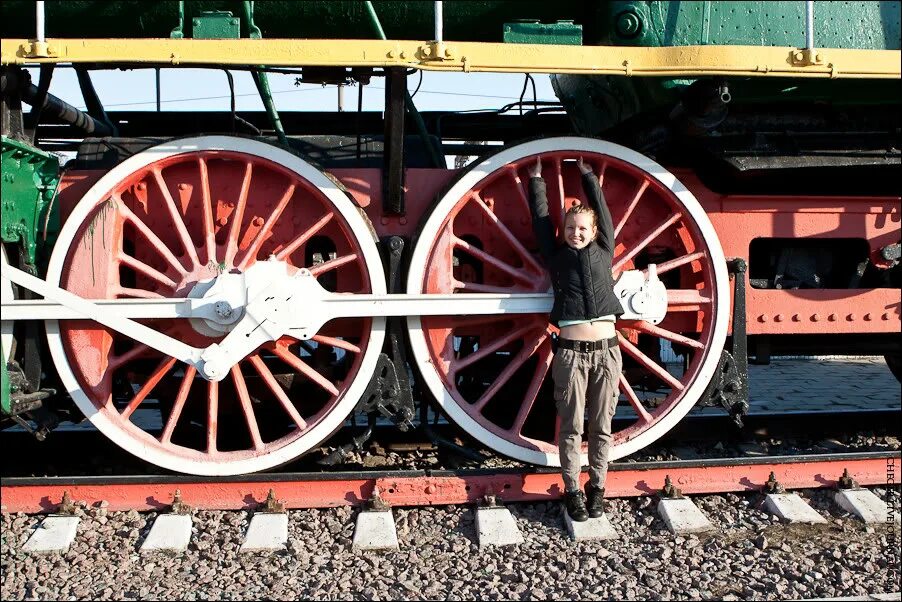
[45,136,385,475]
[406,137,729,465]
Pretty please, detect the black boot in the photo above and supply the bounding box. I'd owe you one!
[585,484,605,518]
[565,490,589,522]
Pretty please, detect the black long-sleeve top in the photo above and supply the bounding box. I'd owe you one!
[528,172,624,326]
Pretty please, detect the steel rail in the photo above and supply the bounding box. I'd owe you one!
[1,451,897,514]
[2,40,899,79]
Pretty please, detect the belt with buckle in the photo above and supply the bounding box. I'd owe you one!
[557,336,618,353]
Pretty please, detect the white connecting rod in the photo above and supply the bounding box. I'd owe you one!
[1,263,203,366]
[3,259,667,382]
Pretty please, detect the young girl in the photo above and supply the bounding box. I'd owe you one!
[528,156,624,522]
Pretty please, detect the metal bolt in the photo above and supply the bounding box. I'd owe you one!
[178,183,188,190]
[763,471,785,494]
[171,488,192,515]
[214,301,233,318]
[660,474,683,499]
[864,313,872,321]
[828,313,837,321]
[811,314,820,322]
[792,314,801,322]
[837,468,859,490]
[366,486,390,511]
[425,484,436,494]
[883,312,892,321]
[795,51,805,61]
[261,489,285,513]
[848,313,856,321]
[58,490,77,515]
[615,11,642,37]
[253,216,264,226]
[758,315,768,322]
[775,314,784,322]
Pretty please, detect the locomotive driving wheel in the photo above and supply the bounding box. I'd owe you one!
[406,137,730,465]
[44,136,386,475]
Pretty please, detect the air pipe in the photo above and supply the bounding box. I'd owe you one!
[805,0,815,50]
[434,1,443,44]
[35,1,45,44]
[364,0,445,168]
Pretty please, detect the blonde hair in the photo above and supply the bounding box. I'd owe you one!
[565,204,598,228]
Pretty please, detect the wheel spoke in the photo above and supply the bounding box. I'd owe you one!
[473,333,546,412]
[275,212,335,262]
[617,333,684,391]
[114,286,164,299]
[453,322,541,372]
[224,161,254,266]
[311,334,360,354]
[117,253,178,290]
[667,289,712,311]
[238,184,297,270]
[619,374,653,423]
[505,164,531,215]
[308,253,357,278]
[614,180,650,239]
[629,320,705,350]
[613,213,682,273]
[151,168,202,269]
[471,194,545,274]
[248,354,308,430]
[117,202,188,276]
[197,158,219,265]
[121,356,177,420]
[452,235,535,285]
[160,365,196,444]
[272,344,340,397]
[452,280,520,293]
[206,380,219,453]
[647,251,707,276]
[109,343,153,371]
[511,342,552,435]
[553,158,566,225]
[231,365,264,451]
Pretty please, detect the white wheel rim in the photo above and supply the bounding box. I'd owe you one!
[45,136,386,475]
[406,137,730,465]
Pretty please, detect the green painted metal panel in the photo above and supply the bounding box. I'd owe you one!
[0,1,594,42]
[607,1,900,50]
[503,20,583,45]
[191,10,242,39]
[0,136,60,265]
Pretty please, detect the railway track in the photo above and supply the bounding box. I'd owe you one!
[2,451,898,513]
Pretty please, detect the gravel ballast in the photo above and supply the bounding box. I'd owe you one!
[2,488,899,600]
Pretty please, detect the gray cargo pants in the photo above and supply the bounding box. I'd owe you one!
[551,339,623,493]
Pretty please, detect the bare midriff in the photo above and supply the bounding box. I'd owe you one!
[559,320,616,341]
